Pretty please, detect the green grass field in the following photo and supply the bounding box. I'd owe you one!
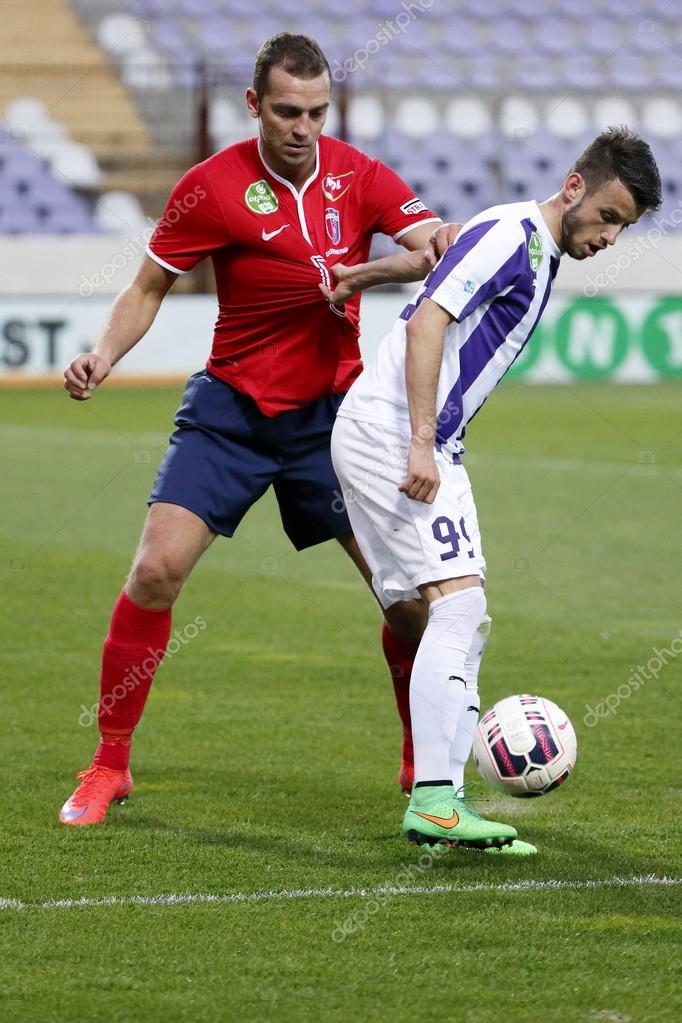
[1,382,680,1023]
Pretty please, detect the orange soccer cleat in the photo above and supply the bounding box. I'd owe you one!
[58,765,133,826]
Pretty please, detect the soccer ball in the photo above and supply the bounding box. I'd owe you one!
[472,694,577,797]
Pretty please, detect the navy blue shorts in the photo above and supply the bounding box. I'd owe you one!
[149,370,352,550]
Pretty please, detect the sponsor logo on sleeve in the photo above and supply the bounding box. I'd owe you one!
[325,207,341,245]
[245,179,279,214]
[400,197,428,216]
[449,275,477,296]
[322,171,354,202]
[528,231,543,271]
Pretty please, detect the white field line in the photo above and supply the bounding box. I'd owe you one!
[2,425,679,480]
[0,875,678,913]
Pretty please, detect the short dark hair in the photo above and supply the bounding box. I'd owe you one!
[253,33,331,100]
[572,126,662,213]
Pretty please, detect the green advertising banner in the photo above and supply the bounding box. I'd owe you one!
[506,294,682,382]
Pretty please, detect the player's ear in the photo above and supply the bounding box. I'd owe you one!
[563,171,585,206]
[245,88,260,120]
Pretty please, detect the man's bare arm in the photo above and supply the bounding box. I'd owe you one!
[64,256,178,400]
[398,297,453,504]
[319,222,462,307]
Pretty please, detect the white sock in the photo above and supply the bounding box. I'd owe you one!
[450,615,490,791]
[410,587,487,784]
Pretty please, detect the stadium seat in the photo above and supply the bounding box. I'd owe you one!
[641,97,682,140]
[5,97,49,136]
[347,96,384,141]
[499,97,541,140]
[395,98,440,139]
[544,98,589,139]
[444,98,493,139]
[593,97,638,133]
[97,13,150,57]
[50,143,103,188]
[94,191,150,233]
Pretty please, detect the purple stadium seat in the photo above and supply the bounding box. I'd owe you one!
[631,23,671,56]
[656,54,682,90]
[605,55,652,92]
[513,55,558,91]
[0,135,100,235]
[466,56,502,91]
[582,19,627,56]
[440,19,481,58]
[533,18,576,56]
[559,55,604,91]
[490,18,531,55]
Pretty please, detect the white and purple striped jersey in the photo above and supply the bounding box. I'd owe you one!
[338,200,561,455]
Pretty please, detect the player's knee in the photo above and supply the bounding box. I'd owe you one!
[128,554,185,606]
[384,600,428,642]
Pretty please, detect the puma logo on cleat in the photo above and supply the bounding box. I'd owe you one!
[413,809,460,829]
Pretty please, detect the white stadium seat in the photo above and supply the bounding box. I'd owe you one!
[97,14,149,57]
[5,97,49,135]
[641,97,682,139]
[500,97,541,139]
[51,143,103,188]
[395,97,439,139]
[593,97,637,132]
[544,97,589,138]
[94,191,150,233]
[347,96,384,141]
[444,97,493,139]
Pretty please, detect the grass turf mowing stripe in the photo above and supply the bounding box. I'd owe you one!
[2,424,680,479]
[0,875,678,913]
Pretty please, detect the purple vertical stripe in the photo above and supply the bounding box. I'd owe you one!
[441,265,558,441]
[450,239,529,322]
[435,264,537,443]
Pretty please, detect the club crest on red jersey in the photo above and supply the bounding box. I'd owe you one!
[325,207,341,244]
[322,171,354,202]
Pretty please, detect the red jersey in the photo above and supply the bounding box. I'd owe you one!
[147,134,438,415]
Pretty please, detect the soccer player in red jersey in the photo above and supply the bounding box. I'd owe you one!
[60,34,456,825]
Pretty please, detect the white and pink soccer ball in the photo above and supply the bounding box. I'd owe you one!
[473,694,577,797]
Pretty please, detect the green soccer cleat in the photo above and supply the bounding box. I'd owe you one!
[484,839,538,856]
[402,784,518,850]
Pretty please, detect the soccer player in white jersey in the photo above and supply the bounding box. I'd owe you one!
[325,128,661,854]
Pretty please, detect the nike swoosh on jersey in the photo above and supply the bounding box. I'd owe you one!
[412,809,460,829]
[262,224,290,241]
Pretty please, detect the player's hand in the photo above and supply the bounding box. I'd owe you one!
[425,223,463,267]
[399,442,440,503]
[63,353,112,401]
[319,263,356,308]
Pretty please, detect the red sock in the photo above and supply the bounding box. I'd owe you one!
[93,591,172,771]
[381,623,420,769]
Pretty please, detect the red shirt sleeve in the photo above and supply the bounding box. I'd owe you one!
[360,158,440,242]
[146,162,230,273]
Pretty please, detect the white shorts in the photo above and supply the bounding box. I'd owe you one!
[331,416,486,609]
